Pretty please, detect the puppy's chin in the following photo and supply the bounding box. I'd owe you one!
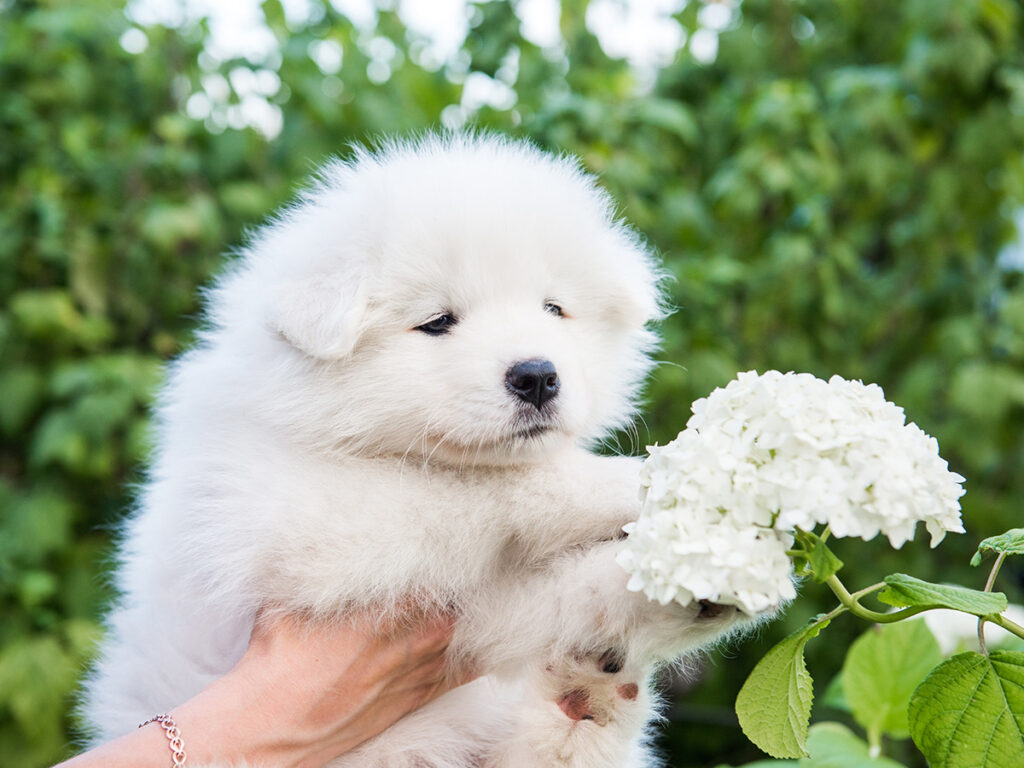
[418,425,574,467]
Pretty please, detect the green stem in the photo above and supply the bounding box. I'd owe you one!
[983,552,1007,593]
[866,726,883,760]
[817,602,849,625]
[825,572,1024,641]
[987,612,1024,642]
[825,574,931,623]
[850,582,886,602]
[820,561,1024,648]
[978,552,1008,655]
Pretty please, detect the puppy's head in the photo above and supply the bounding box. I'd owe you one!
[232,135,663,464]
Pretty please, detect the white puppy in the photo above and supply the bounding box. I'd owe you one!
[80,134,744,767]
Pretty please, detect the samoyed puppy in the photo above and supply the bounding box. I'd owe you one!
[80,134,745,767]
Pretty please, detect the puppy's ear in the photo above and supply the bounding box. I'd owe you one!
[615,253,665,330]
[269,271,368,360]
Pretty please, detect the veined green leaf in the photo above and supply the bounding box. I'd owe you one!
[800,722,907,767]
[908,650,1024,768]
[971,529,1024,567]
[878,574,1007,616]
[842,620,943,738]
[820,672,851,713]
[736,619,829,758]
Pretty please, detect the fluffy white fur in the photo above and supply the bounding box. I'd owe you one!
[80,134,749,767]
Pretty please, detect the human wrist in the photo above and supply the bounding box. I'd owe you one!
[138,715,187,766]
[169,664,334,768]
[55,718,189,768]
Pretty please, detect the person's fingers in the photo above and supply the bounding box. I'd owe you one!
[396,646,480,709]
[374,611,454,672]
[395,613,480,697]
[447,657,481,689]
[244,606,463,695]
[246,607,282,646]
[407,660,472,708]
[406,611,457,647]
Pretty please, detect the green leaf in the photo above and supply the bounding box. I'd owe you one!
[908,650,1024,768]
[737,619,830,758]
[0,491,74,565]
[8,289,113,348]
[949,362,1024,424]
[8,290,83,340]
[0,636,78,740]
[878,574,1007,616]
[819,673,851,713]
[17,570,58,609]
[0,365,44,436]
[627,98,700,144]
[28,409,89,472]
[806,538,845,583]
[842,621,943,738]
[799,722,907,767]
[971,529,1024,566]
[62,618,102,662]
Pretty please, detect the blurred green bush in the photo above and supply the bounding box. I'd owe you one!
[1,0,1022,765]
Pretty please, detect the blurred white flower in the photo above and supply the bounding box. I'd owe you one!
[922,604,1024,654]
[618,370,966,615]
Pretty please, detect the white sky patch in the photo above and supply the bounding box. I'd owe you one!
[587,0,685,69]
[517,0,560,48]
[119,26,149,54]
[462,70,517,110]
[127,0,279,61]
[130,0,694,66]
[308,38,343,74]
[697,0,734,31]
[126,0,720,136]
[330,0,376,28]
[398,0,469,57]
[688,27,718,63]
[998,209,1024,272]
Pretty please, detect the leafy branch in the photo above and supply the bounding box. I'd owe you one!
[737,527,1024,766]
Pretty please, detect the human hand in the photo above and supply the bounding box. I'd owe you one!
[207,609,475,768]
[59,609,475,768]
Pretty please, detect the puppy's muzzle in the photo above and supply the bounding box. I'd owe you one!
[506,358,560,410]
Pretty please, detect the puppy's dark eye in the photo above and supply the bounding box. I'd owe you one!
[544,302,564,317]
[415,314,457,336]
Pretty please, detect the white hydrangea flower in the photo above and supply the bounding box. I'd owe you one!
[618,370,966,615]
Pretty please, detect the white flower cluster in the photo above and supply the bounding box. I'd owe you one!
[617,370,966,615]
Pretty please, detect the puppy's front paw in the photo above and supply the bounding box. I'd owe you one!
[547,648,648,728]
[579,455,645,541]
[485,649,656,768]
[625,594,749,665]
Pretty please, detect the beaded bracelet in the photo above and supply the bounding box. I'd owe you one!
[139,714,187,767]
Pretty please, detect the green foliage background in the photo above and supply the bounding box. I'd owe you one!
[2,0,1023,765]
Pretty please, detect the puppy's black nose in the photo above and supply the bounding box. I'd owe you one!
[506,359,559,410]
